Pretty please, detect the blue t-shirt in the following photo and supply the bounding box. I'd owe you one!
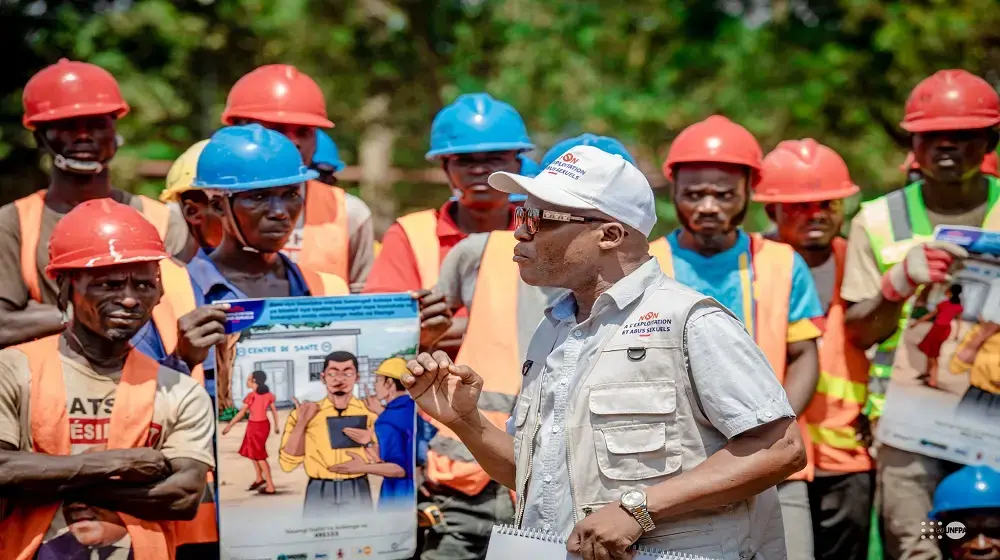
[374,395,416,508]
[664,230,824,341]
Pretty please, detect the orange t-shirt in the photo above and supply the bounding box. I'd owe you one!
[244,391,275,422]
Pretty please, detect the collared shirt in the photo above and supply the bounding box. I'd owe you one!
[665,229,824,343]
[278,396,378,480]
[506,258,795,536]
[185,249,314,397]
[362,201,518,294]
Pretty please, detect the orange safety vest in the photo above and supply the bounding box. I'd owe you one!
[14,190,170,304]
[0,336,175,560]
[299,266,350,296]
[649,233,816,481]
[292,181,350,284]
[803,238,872,473]
[424,232,522,496]
[396,209,441,290]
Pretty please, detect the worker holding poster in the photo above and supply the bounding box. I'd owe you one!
[878,225,1000,467]
[216,293,419,560]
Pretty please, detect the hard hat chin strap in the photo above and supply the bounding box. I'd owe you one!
[221,194,264,254]
[52,153,105,175]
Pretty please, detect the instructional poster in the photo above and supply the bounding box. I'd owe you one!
[216,294,420,560]
[878,226,1000,467]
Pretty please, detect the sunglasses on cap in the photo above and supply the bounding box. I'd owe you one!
[514,206,614,235]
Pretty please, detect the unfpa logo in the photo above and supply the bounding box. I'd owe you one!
[639,312,659,321]
[920,521,966,540]
[561,152,580,164]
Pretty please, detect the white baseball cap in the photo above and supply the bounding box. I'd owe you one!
[488,145,656,236]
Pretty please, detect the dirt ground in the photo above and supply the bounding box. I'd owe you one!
[217,407,383,510]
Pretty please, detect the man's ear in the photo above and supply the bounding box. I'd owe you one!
[597,223,628,250]
[181,199,203,225]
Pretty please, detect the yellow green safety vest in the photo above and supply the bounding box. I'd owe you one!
[860,177,1000,418]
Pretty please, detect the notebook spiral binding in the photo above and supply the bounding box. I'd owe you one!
[493,525,716,560]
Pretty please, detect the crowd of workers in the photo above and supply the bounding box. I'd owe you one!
[0,56,996,560]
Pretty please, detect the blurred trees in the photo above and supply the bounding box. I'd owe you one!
[1,0,998,236]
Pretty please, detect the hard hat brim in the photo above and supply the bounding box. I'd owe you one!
[488,171,599,212]
[901,116,1000,133]
[194,170,319,191]
[425,141,536,161]
[221,110,333,129]
[23,103,129,130]
[752,183,860,204]
[45,252,169,279]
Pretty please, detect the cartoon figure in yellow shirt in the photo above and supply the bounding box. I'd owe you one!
[950,322,1000,421]
[279,351,378,515]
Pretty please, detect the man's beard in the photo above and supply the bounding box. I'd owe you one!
[677,203,748,252]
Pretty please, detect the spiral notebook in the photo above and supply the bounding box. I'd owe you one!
[486,525,716,560]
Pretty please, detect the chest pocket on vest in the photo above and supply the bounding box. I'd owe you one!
[588,379,681,481]
[512,395,532,461]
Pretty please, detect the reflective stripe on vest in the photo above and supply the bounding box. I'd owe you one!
[14,190,174,304]
[650,233,816,481]
[397,210,441,290]
[427,232,522,496]
[803,237,872,473]
[299,266,350,296]
[292,181,350,283]
[0,336,174,560]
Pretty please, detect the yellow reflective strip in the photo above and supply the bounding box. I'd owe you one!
[807,424,863,450]
[739,252,754,338]
[815,371,867,405]
[787,319,822,343]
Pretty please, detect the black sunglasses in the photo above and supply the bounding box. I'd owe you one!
[515,206,612,235]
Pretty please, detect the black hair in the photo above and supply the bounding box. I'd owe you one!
[383,377,405,391]
[179,190,210,205]
[251,370,269,395]
[324,351,358,371]
[949,284,963,305]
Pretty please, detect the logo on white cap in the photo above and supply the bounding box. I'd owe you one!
[545,151,587,180]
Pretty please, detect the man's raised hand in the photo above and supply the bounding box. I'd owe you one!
[403,351,482,427]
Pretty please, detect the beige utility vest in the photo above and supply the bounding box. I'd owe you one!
[511,272,785,560]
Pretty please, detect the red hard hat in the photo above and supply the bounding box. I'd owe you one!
[754,139,859,203]
[663,115,764,187]
[222,64,333,128]
[901,150,999,177]
[22,59,129,130]
[901,70,1000,133]
[47,199,169,278]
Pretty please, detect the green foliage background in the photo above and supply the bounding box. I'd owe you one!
[2,0,999,237]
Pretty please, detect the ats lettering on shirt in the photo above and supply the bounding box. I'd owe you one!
[665,229,824,342]
[363,201,517,294]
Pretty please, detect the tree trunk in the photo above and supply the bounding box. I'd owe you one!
[358,93,399,238]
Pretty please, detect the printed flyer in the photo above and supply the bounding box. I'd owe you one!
[216,293,419,560]
[878,226,1000,468]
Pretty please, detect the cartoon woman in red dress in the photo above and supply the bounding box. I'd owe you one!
[914,284,964,388]
[223,371,279,494]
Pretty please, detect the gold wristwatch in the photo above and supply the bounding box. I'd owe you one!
[620,489,655,532]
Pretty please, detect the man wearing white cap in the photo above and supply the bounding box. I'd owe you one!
[403,146,806,560]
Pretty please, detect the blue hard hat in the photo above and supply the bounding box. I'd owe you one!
[426,93,534,161]
[540,133,637,170]
[194,124,318,191]
[931,465,1000,519]
[313,130,346,172]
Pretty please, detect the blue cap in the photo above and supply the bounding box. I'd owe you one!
[931,465,1000,519]
[194,124,318,191]
[426,93,534,160]
[313,130,346,172]
[540,133,636,170]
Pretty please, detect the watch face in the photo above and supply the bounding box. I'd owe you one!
[621,490,644,508]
